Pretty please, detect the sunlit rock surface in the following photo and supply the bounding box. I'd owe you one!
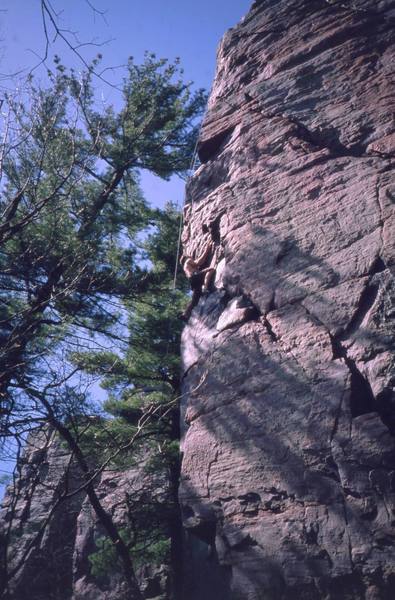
[180,1,395,598]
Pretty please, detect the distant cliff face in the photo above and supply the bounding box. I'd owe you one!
[180,1,395,598]
[0,428,172,600]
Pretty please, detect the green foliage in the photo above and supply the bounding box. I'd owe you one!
[0,474,11,486]
[1,51,200,594]
[72,202,188,469]
[74,201,188,384]
[0,52,203,433]
[88,535,119,581]
[144,439,180,475]
[133,537,171,567]
[89,528,171,582]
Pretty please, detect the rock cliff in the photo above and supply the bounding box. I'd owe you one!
[179,1,395,599]
[0,428,173,600]
[1,2,394,599]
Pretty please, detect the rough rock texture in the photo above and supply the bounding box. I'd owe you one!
[0,428,86,600]
[0,428,172,600]
[180,1,395,599]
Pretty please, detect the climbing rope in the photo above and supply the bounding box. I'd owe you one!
[160,134,201,361]
[171,92,241,290]
[171,89,240,290]
[171,0,394,291]
[172,116,206,290]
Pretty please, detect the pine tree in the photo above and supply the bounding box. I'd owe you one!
[0,53,205,598]
[72,203,188,596]
[0,53,203,433]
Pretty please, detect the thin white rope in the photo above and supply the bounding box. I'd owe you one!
[172,91,243,290]
[172,129,203,290]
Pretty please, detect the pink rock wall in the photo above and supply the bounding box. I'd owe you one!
[180,1,395,598]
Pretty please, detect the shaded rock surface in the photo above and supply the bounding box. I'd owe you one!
[180,1,395,598]
[0,428,173,600]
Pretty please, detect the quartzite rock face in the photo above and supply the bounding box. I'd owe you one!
[180,1,395,598]
[0,429,172,600]
[0,428,86,600]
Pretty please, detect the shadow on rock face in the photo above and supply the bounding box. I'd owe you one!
[180,220,395,598]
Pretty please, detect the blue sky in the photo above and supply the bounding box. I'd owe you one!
[1,0,252,85]
[1,0,252,208]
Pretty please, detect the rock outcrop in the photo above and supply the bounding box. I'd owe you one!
[0,427,174,600]
[2,2,395,599]
[180,1,395,598]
